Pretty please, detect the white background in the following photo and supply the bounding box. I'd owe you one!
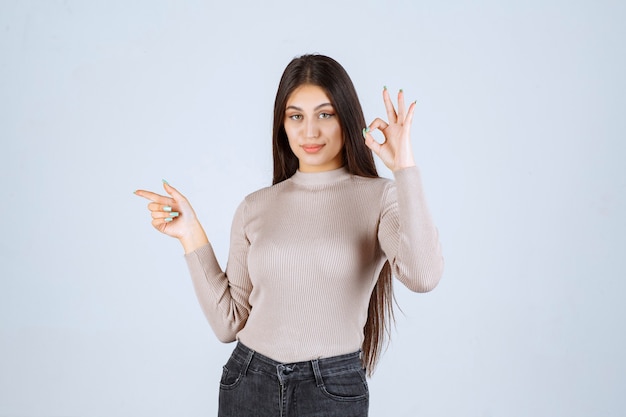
[1,1,625,416]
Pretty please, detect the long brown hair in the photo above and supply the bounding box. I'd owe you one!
[271,54,394,375]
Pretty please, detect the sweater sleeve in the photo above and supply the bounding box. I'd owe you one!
[378,166,444,292]
[184,200,252,342]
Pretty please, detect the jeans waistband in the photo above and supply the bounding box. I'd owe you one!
[231,341,363,383]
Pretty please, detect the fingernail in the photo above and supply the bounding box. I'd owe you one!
[383,85,387,91]
[163,206,172,212]
[170,212,180,217]
[399,88,403,93]
[164,217,173,223]
[413,100,417,104]
[362,127,370,139]
[162,179,169,185]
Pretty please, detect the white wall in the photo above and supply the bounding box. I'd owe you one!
[1,1,624,416]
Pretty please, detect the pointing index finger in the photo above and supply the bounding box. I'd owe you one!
[134,189,173,205]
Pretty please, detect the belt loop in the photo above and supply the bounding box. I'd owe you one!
[241,346,254,377]
[311,359,324,388]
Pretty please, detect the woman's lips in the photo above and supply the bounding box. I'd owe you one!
[302,144,324,153]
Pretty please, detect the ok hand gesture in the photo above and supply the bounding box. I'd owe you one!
[363,87,417,172]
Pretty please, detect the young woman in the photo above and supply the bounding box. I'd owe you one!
[135,54,443,417]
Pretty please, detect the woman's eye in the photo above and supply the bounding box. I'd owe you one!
[288,114,302,121]
[319,112,334,119]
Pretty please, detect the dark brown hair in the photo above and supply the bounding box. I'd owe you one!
[271,54,394,375]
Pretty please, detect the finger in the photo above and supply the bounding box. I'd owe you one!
[397,89,406,121]
[363,131,383,155]
[405,100,417,128]
[148,202,179,214]
[382,86,397,123]
[151,210,180,220]
[162,180,186,201]
[363,120,387,155]
[134,189,172,205]
[367,117,390,133]
[151,217,173,233]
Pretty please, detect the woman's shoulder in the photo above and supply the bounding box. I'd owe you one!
[351,174,392,185]
[350,174,394,193]
[241,180,290,205]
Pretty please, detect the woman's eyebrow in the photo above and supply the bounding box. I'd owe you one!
[286,102,334,111]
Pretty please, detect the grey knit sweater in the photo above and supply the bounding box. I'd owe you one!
[185,166,443,362]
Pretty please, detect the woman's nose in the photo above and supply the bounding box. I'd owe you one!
[305,119,319,138]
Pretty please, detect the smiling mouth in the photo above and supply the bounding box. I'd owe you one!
[302,144,324,153]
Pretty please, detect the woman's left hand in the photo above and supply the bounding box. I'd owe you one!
[363,87,416,172]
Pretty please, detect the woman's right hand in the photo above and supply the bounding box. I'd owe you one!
[134,181,209,253]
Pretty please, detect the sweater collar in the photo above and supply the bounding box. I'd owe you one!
[290,166,351,186]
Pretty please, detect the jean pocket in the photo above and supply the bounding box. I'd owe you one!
[219,356,245,390]
[319,368,369,402]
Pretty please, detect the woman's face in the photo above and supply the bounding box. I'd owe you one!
[284,84,344,173]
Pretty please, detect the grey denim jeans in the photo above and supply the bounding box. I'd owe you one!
[218,342,369,417]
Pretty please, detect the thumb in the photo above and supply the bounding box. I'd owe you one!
[363,131,382,155]
[162,179,184,200]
